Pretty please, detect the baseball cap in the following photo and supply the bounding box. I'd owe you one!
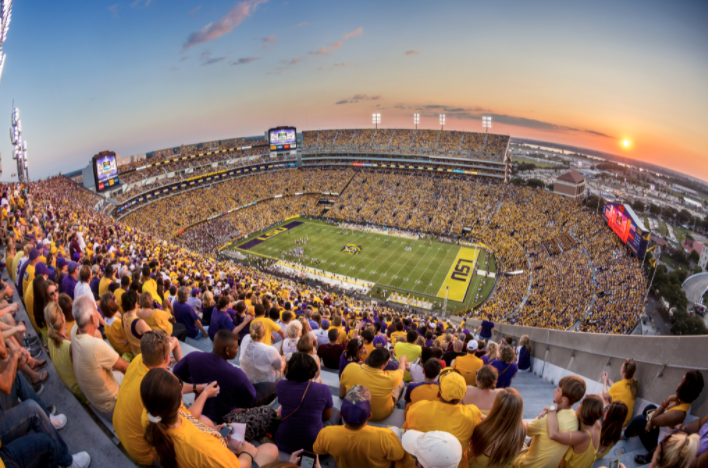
[56,257,67,269]
[340,385,371,425]
[402,430,462,468]
[72,252,81,261]
[68,261,78,273]
[191,288,201,296]
[373,335,387,349]
[466,340,478,351]
[439,369,466,401]
[29,249,40,261]
[321,319,330,330]
[35,262,49,277]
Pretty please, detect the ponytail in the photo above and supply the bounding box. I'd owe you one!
[145,421,177,468]
[629,378,639,400]
[623,359,638,400]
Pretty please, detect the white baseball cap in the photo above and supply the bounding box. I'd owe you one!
[467,340,478,351]
[402,430,462,468]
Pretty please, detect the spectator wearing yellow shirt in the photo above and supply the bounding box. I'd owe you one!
[339,348,406,421]
[114,330,215,466]
[546,395,604,468]
[601,359,638,426]
[251,303,284,346]
[403,368,482,467]
[98,264,116,298]
[314,385,415,468]
[114,276,129,312]
[452,340,484,387]
[140,265,162,306]
[390,322,407,343]
[404,359,441,417]
[99,293,132,357]
[469,388,526,468]
[512,375,586,468]
[140,367,279,468]
[394,330,422,382]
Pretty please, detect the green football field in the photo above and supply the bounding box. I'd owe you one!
[226,218,497,311]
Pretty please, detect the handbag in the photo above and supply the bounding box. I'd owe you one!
[281,381,312,422]
[223,406,278,442]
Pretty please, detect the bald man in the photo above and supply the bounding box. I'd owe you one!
[172,330,277,423]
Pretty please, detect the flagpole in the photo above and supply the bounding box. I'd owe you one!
[644,261,658,304]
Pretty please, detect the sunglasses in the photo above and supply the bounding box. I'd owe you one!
[48,289,58,296]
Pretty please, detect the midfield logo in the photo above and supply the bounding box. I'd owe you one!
[341,244,362,255]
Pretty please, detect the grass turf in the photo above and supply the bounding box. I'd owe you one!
[226,218,497,312]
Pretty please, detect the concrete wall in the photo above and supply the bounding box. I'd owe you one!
[464,318,708,416]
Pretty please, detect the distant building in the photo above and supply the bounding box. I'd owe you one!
[553,170,586,203]
[684,197,703,209]
[681,239,708,270]
[701,245,708,271]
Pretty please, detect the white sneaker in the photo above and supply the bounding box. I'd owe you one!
[68,451,91,468]
[51,414,67,430]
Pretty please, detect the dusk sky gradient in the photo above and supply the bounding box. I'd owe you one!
[1,0,706,179]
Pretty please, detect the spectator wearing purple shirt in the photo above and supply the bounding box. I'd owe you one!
[274,353,336,453]
[208,296,252,342]
[173,330,276,424]
[172,287,207,340]
[61,262,79,301]
[490,346,518,388]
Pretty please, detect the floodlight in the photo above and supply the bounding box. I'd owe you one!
[482,116,492,133]
[372,113,381,129]
[439,114,445,130]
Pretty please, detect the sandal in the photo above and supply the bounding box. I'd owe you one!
[32,371,49,385]
[30,359,47,371]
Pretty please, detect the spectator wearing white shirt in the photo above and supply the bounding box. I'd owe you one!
[240,321,284,383]
[312,318,331,347]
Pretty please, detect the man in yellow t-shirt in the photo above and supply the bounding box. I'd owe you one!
[393,330,422,382]
[390,322,407,343]
[98,264,116,298]
[452,340,484,386]
[314,385,414,468]
[340,348,406,421]
[404,369,482,467]
[251,304,284,346]
[113,331,172,465]
[513,375,586,468]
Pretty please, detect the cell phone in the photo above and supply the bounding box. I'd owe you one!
[299,450,317,468]
[609,458,620,468]
[218,424,233,439]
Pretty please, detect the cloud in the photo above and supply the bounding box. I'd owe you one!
[183,0,268,51]
[282,56,305,66]
[309,26,362,56]
[130,0,151,7]
[109,4,119,18]
[200,51,228,65]
[293,21,308,28]
[342,27,363,40]
[405,50,420,56]
[232,56,261,65]
[256,34,277,49]
[310,41,342,56]
[189,5,202,16]
[333,62,346,68]
[336,100,349,105]
[179,55,189,62]
[352,94,381,101]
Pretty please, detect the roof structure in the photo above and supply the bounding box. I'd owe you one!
[556,170,585,184]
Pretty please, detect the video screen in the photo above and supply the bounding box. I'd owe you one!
[268,127,297,151]
[604,204,630,243]
[94,154,117,182]
[93,151,120,192]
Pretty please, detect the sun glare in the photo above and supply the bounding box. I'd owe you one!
[622,139,631,148]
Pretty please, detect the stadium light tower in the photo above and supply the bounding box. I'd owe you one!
[482,116,492,133]
[414,113,419,130]
[439,114,445,131]
[372,113,380,130]
[0,0,12,86]
[10,106,28,182]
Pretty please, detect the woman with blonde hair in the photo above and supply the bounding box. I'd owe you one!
[200,290,215,324]
[294,334,322,384]
[650,432,700,468]
[240,321,284,383]
[482,342,499,365]
[279,320,303,356]
[463,365,503,415]
[469,388,526,467]
[45,302,88,403]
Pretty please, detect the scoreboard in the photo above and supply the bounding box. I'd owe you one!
[602,202,650,258]
[268,126,297,152]
[92,151,120,192]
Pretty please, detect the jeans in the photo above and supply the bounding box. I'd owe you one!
[0,373,48,416]
[0,400,73,467]
[625,404,659,452]
[193,330,204,340]
[248,382,277,408]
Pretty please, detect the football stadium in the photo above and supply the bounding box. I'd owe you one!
[0,2,705,468]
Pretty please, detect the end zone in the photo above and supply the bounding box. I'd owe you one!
[436,247,479,302]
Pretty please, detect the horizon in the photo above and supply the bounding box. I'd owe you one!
[0,0,706,181]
